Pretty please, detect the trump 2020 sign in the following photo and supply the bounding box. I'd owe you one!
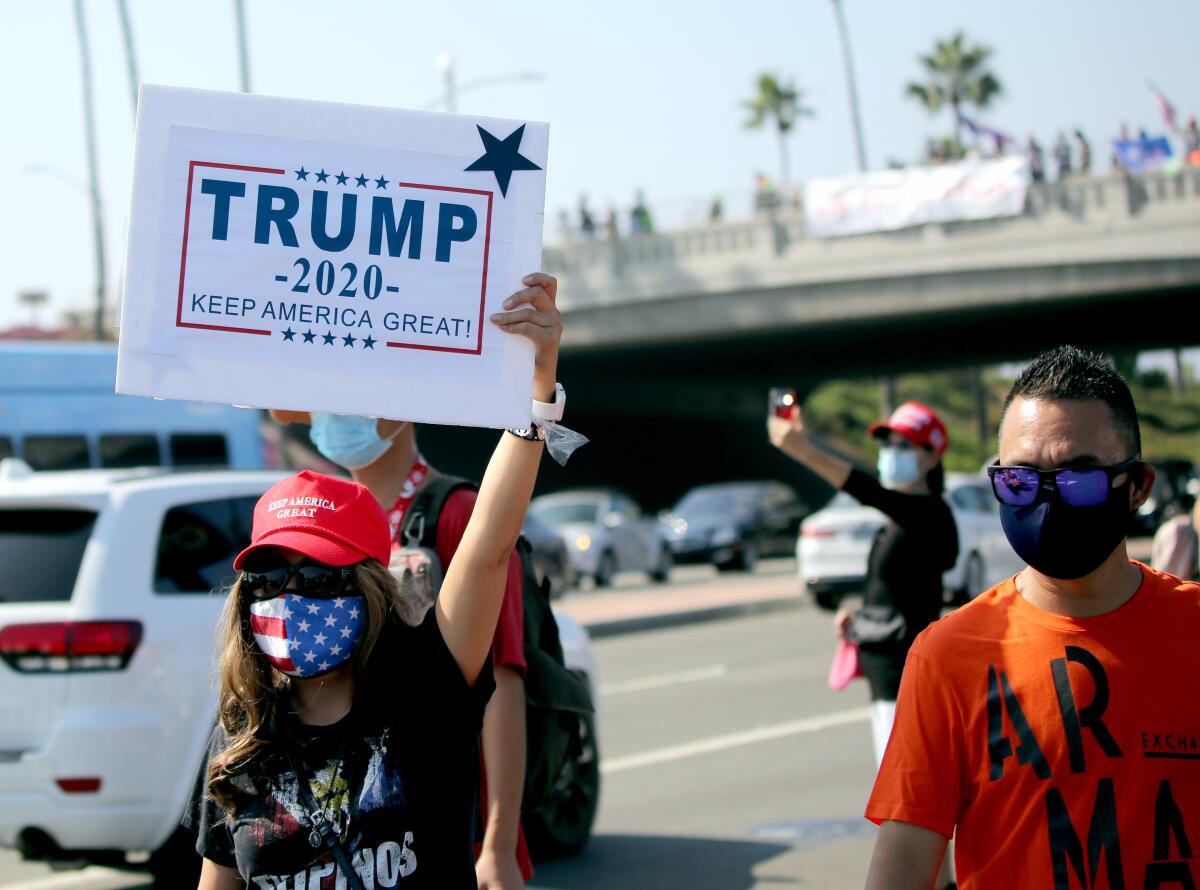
[116,85,548,428]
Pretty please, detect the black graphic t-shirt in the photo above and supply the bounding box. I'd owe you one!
[184,608,494,889]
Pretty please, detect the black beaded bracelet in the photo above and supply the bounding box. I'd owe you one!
[506,424,546,441]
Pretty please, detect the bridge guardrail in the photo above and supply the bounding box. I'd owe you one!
[544,170,1200,281]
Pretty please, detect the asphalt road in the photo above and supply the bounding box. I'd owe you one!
[532,603,877,890]
[0,564,877,889]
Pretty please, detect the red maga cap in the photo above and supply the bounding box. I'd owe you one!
[869,400,949,457]
[233,470,391,570]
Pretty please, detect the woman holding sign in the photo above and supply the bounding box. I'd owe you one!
[186,275,564,890]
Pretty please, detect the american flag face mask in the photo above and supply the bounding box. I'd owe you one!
[248,593,366,678]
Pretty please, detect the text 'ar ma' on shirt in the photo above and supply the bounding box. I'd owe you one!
[866,563,1200,890]
[184,607,495,889]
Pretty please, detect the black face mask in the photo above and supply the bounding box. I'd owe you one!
[999,482,1133,580]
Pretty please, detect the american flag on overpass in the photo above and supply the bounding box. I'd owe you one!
[249,594,364,677]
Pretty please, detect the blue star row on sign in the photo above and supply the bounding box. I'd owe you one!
[294,168,392,189]
[289,124,541,199]
[280,327,376,349]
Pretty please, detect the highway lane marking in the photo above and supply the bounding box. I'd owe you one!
[3,866,149,890]
[601,706,872,774]
[600,663,728,696]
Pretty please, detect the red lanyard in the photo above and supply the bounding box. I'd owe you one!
[385,455,431,545]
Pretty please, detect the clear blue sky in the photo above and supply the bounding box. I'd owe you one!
[2,0,1197,328]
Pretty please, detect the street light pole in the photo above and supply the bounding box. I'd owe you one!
[830,0,868,172]
[233,0,252,92]
[427,52,544,112]
[115,0,140,113]
[72,0,108,341]
[437,51,457,114]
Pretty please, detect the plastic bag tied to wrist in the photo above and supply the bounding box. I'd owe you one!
[543,421,588,466]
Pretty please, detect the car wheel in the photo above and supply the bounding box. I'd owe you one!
[736,541,758,572]
[525,712,601,861]
[813,588,843,611]
[148,825,201,889]
[593,551,616,588]
[649,546,673,583]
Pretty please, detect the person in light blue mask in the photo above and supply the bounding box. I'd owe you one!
[769,397,958,890]
[308,414,405,471]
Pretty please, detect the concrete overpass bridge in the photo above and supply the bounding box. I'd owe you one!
[426,170,1200,509]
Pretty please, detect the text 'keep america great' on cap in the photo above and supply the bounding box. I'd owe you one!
[233,470,391,570]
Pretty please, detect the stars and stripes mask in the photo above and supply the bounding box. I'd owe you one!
[249,593,366,679]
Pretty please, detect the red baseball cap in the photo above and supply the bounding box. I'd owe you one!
[233,470,391,570]
[869,400,949,457]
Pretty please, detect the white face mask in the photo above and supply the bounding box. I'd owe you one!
[878,446,922,490]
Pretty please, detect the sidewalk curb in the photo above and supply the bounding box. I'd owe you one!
[579,594,802,639]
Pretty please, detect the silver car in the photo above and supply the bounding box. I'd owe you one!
[530,489,673,586]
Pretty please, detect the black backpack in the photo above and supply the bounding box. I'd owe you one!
[405,475,596,814]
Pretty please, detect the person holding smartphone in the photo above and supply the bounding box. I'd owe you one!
[185,275,563,890]
[769,396,958,763]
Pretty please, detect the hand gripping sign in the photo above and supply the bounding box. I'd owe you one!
[117,85,548,428]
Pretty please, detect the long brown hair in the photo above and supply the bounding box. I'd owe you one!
[206,559,401,813]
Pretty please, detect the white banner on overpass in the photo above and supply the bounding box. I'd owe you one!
[804,157,1031,238]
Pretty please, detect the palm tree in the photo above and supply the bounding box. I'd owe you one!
[905,32,1002,156]
[743,73,815,187]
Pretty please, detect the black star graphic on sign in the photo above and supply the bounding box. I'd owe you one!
[355,173,369,187]
[315,169,329,183]
[464,124,541,197]
[374,175,389,189]
[302,329,316,343]
[295,167,309,181]
[322,331,336,345]
[335,171,349,185]
[342,333,356,347]
[361,335,376,349]
[281,327,296,341]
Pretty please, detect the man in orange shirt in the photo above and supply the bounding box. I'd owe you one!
[865,346,1200,890]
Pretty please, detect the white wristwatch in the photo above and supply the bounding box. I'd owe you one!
[531,383,566,423]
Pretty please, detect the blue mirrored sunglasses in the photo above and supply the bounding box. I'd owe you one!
[986,459,1143,508]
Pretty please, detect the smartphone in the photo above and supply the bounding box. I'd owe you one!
[769,387,797,419]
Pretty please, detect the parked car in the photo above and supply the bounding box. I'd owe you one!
[797,473,1026,610]
[663,480,807,572]
[1131,458,1199,537]
[522,509,576,597]
[0,460,600,880]
[530,489,673,586]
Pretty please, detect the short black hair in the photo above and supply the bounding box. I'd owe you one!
[1000,346,1141,456]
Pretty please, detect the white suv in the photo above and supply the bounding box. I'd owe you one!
[0,461,599,882]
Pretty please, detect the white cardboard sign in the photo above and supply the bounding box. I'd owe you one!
[116,85,548,428]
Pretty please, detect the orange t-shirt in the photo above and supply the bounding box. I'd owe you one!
[866,562,1200,889]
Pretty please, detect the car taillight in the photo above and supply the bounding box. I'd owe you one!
[801,527,836,538]
[0,621,142,673]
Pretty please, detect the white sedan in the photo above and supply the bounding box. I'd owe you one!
[797,472,1025,610]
